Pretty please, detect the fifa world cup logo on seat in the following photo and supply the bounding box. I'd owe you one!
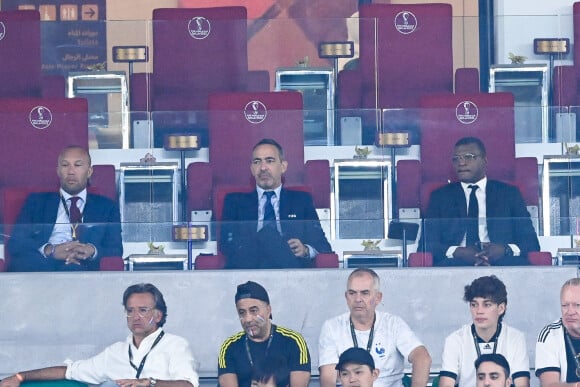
[188,17,211,40]
[394,11,417,35]
[0,22,6,41]
[463,101,470,116]
[29,106,53,130]
[244,100,267,124]
[455,101,478,125]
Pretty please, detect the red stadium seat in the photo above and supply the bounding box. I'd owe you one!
[130,6,269,147]
[0,10,64,98]
[337,3,455,144]
[0,98,121,271]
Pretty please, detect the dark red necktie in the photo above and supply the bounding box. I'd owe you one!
[69,196,82,224]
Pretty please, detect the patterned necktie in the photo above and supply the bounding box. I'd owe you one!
[263,191,276,230]
[69,196,82,240]
[466,184,480,247]
[69,196,82,224]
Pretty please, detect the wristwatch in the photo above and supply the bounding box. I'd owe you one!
[45,244,56,258]
[303,245,310,258]
[149,378,157,387]
[504,244,514,257]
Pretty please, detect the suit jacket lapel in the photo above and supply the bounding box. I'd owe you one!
[279,188,288,220]
[248,190,259,228]
[45,193,61,224]
[82,194,93,222]
[78,194,106,223]
[451,183,468,217]
[485,181,499,218]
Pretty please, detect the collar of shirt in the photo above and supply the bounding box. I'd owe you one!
[256,185,282,230]
[126,327,164,353]
[60,188,88,210]
[49,188,88,244]
[460,176,487,194]
[460,176,489,244]
[256,185,282,200]
[256,185,282,213]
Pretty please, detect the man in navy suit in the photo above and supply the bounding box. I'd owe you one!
[220,138,332,269]
[8,145,122,271]
[421,136,540,266]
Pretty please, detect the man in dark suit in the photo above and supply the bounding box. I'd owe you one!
[421,136,540,266]
[8,145,122,271]
[220,138,332,269]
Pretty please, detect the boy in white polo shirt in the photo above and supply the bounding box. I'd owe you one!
[439,275,529,387]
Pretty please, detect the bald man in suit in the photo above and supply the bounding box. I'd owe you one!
[8,145,122,271]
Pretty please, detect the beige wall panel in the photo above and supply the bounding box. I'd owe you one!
[106,0,177,73]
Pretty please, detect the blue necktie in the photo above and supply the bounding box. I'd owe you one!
[466,184,480,247]
[263,191,276,230]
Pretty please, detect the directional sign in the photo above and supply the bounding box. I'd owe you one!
[2,0,106,75]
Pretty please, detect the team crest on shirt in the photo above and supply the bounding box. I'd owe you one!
[374,342,386,358]
[0,22,6,41]
[29,106,53,130]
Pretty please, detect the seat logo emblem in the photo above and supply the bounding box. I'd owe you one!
[456,101,478,124]
[29,106,53,129]
[188,17,211,40]
[0,22,6,41]
[244,101,267,124]
[394,11,417,35]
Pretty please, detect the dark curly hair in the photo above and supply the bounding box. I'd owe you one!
[463,275,507,322]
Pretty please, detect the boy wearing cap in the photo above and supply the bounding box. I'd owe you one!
[218,281,311,387]
[336,347,380,387]
[439,276,529,387]
[475,354,512,387]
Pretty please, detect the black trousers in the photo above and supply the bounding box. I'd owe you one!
[436,255,529,267]
[227,226,309,269]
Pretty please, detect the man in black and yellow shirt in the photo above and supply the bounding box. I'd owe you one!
[218,281,311,387]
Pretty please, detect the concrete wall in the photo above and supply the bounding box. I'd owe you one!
[0,267,577,379]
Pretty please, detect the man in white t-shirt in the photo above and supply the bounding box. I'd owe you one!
[318,268,431,387]
[439,275,529,387]
[535,277,580,387]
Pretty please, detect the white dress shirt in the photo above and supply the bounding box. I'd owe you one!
[65,328,199,386]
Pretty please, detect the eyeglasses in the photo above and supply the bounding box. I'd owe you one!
[125,306,156,318]
[452,153,481,163]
